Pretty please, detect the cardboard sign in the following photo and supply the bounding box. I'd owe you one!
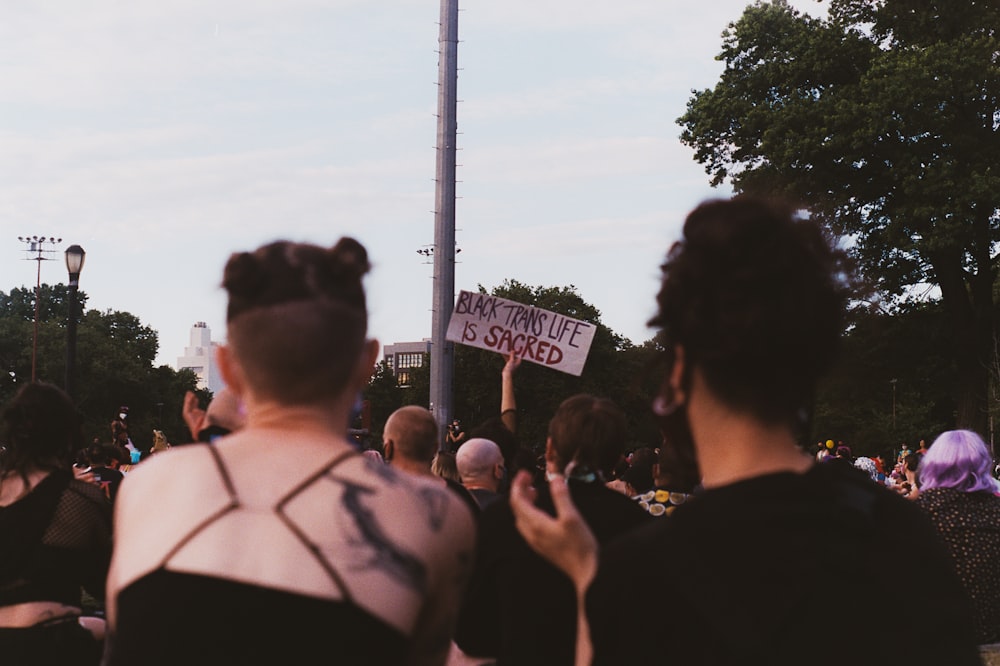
[445,290,596,376]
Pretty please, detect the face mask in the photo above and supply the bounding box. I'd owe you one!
[119,413,127,421]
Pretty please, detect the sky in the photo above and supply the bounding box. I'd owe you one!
[1,0,826,370]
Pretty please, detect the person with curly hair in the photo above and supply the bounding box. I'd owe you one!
[0,382,112,666]
[510,196,981,665]
[103,239,476,665]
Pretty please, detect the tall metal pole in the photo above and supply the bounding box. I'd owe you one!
[430,0,459,450]
[18,236,61,382]
[33,258,41,381]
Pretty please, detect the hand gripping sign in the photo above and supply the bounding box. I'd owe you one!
[445,290,596,376]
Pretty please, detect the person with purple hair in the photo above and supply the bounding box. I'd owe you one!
[916,429,1000,644]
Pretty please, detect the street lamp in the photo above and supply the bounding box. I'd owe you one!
[65,245,86,401]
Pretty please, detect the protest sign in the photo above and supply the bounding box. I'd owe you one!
[445,290,596,376]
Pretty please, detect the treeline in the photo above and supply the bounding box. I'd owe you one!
[0,284,205,450]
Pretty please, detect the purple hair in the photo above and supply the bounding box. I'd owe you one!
[918,430,996,493]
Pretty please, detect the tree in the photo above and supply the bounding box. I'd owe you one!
[811,300,956,455]
[0,284,200,448]
[362,359,405,441]
[678,0,1000,434]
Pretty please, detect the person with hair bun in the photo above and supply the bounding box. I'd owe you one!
[916,429,1000,644]
[510,197,981,665]
[104,239,476,666]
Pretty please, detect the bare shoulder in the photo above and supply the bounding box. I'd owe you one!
[339,456,476,539]
[112,444,235,579]
[117,444,222,509]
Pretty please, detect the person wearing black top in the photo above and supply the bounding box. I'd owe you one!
[104,239,475,666]
[0,382,112,666]
[510,196,981,665]
[455,394,651,665]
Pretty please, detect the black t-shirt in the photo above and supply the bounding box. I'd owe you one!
[455,478,652,665]
[445,477,482,517]
[587,463,982,665]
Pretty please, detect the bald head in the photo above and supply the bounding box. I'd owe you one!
[383,406,439,467]
[206,386,247,433]
[456,438,505,491]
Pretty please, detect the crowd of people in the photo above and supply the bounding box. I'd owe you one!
[1,196,999,665]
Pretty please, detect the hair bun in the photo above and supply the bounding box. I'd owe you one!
[223,238,370,322]
[222,251,271,302]
[327,237,370,282]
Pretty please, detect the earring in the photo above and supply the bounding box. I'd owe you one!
[652,395,679,417]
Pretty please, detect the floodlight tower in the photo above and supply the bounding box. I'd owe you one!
[430,0,460,450]
[18,235,62,381]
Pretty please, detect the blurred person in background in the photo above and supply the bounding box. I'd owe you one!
[0,382,111,666]
[916,430,1000,644]
[509,196,981,665]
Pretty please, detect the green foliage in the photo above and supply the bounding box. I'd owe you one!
[0,285,200,449]
[678,0,1000,432]
[362,359,405,439]
[812,301,956,455]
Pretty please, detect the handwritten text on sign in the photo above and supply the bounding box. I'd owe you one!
[445,290,596,376]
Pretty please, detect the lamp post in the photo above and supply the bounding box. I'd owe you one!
[65,245,86,401]
[890,378,898,431]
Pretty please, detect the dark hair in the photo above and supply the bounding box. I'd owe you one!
[904,452,923,474]
[547,394,627,477]
[86,443,119,467]
[649,196,852,428]
[223,238,370,404]
[622,447,658,494]
[1,382,84,481]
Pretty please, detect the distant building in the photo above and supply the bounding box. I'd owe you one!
[383,339,431,387]
[177,322,225,394]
